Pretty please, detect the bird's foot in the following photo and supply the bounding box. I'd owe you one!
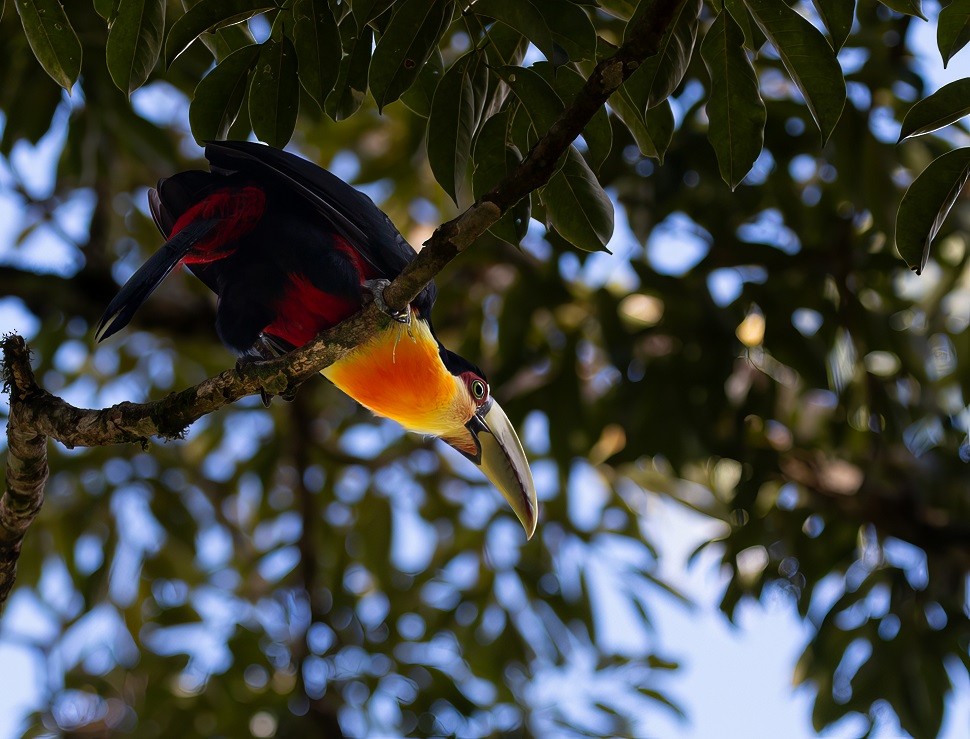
[235,354,275,408]
[235,342,301,407]
[362,279,411,326]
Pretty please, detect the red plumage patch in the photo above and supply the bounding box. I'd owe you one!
[264,237,375,347]
[333,235,376,280]
[265,275,360,347]
[172,186,266,264]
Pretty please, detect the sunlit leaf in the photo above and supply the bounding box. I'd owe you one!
[106,0,166,95]
[895,147,970,274]
[701,10,766,188]
[743,0,846,142]
[14,0,81,91]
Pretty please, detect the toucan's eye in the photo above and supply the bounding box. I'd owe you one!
[471,380,486,400]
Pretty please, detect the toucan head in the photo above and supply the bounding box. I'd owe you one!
[438,351,538,539]
[322,321,538,539]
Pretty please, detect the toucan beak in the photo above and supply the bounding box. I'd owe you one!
[96,218,218,342]
[456,398,538,539]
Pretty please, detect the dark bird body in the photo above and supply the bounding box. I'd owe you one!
[98,141,537,537]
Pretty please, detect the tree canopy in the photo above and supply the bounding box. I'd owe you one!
[0,0,968,737]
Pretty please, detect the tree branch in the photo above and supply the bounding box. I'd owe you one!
[0,0,687,611]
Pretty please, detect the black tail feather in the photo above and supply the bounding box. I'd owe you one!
[96,219,219,342]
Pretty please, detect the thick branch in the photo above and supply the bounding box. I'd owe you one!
[1,350,49,608]
[0,0,686,610]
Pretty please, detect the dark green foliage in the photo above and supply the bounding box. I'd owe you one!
[105,0,165,95]
[895,148,970,273]
[938,0,970,66]
[1,2,970,737]
[899,78,970,140]
[701,10,765,188]
[14,0,81,91]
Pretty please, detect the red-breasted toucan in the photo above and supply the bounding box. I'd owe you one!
[97,141,537,538]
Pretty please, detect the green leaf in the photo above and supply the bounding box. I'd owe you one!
[742,0,846,142]
[14,0,82,92]
[189,44,259,144]
[532,61,612,171]
[545,0,597,61]
[877,0,927,20]
[493,65,564,136]
[724,0,765,50]
[645,100,674,159]
[701,11,766,188]
[898,79,970,140]
[542,146,614,252]
[472,0,560,64]
[400,49,443,117]
[200,22,257,62]
[94,0,119,21]
[106,0,165,95]
[474,110,530,245]
[325,16,373,120]
[610,81,673,163]
[597,0,637,20]
[938,0,970,66]
[249,37,299,148]
[166,0,274,67]
[369,0,453,111]
[810,0,854,51]
[624,0,701,109]
[291,0,341,109]
[427,52,488,204]
[352,0,395,26]
[895,148,970,274]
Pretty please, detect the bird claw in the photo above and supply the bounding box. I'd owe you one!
[362,279,410,325]
[235,348,302,406]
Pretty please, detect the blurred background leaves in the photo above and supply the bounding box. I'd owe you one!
[0,0,968,737]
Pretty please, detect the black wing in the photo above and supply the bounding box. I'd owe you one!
[204,141,436,312]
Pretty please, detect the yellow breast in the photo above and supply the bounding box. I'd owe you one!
[322,319,470,436]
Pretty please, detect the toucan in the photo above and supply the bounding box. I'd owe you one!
[96,141,537,538]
